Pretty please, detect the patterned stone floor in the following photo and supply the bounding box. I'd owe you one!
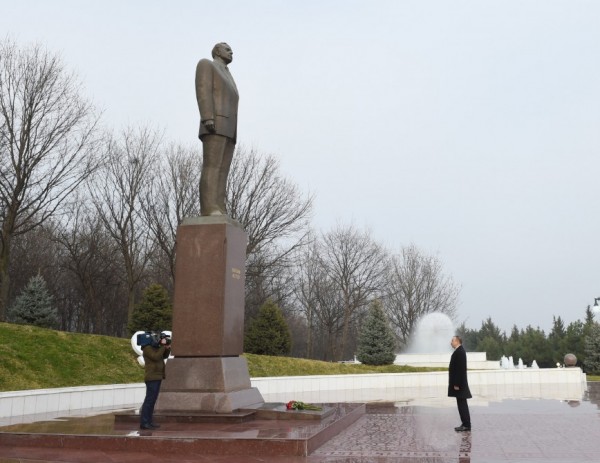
[307,397,600,462]
[1,391,600,462]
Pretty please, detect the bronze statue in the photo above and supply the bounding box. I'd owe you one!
[195,43,239,216]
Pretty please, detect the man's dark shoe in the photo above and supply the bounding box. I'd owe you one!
[454,425,471,432]
[140,423,160,430]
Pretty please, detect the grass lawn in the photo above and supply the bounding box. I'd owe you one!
[0,323,442,392]
[244,353,443,377]
[1,322,143,391]
[2,322,595,392]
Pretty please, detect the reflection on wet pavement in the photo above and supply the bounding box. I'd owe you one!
[0,412,116,434]
[0,385,599,462]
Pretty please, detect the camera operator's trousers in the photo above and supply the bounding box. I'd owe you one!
[141,380,162,426]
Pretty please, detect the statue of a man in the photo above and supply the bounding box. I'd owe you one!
[195,43,239,216]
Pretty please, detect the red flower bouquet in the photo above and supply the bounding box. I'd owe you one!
[286,400,322,411]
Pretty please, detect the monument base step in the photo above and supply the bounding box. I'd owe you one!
[116,402,337,424]
[0,403,365,457]
[242,402,336,421]
[114,409,256,424]
[155,386,264,414]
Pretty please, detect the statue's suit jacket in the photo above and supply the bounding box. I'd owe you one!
[195,58,239,142]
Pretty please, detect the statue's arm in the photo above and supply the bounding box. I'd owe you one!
[195,59,215,130]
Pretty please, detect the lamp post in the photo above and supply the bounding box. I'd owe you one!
[593,297,600,314]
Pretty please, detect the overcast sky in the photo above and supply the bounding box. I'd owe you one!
[3,0,600,334]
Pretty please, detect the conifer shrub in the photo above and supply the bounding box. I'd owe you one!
[128,284,172,335]
[584,322,600,375]
[357,299,397,366]
[8,275,58,329]
[244,299,292,356]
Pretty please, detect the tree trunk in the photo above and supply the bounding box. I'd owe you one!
[339,310,350,361]
[339,292,352,361]
[0,217,15,321]
[0,246,10,321]
[127,285,136,327]
[306,307,313,358]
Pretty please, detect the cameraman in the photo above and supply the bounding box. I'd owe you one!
[140,333,171,430]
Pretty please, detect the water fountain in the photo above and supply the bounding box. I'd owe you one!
[393,312,496,369]
[404,312,454,353]
[501,355,527,369]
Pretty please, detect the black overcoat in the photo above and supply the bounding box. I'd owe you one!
[448,345,472,399]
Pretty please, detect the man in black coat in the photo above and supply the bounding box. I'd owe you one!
[448,335,472,432]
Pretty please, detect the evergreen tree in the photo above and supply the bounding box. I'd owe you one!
[8,275,58,328]
[357,300,396,366]
[455,322,478,351]
[478,317,506,346]
[504,325,522,360]
[564,320,585,367]
[477,336,503,360]
[584,323,600,374]
[548,315,567,363]
[583,306,597,350]
[128,284,172,335]
[580,306,598,370]
[549,315,566,338]
[584,305,595,326]
[516,325,552,367]
[244,299,291,356]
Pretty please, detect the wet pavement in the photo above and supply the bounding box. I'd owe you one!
[1,385,599,462]
[311,397,600,462]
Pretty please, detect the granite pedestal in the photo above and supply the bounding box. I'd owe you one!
[156,216,264,413]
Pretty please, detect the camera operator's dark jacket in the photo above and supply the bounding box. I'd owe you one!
[142,345,169,381]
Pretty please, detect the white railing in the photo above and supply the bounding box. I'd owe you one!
[0,368,587,422]
[0,383,145,422]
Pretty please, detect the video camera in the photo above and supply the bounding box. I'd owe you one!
[159,332,172,345]
[136,331,171,348]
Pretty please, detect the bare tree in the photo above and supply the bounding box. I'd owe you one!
[243,245,298,324]
[301,225,387,360]
[293,239,320,358]
[320,225,388,360]
[90,126,160,324]
[0,39,99,320]
[139,144,312,326]
[53,200,126,334]
[294,238,346,360]
[227,146,313,259]
[8,219,62,305]
[311,274,346,360]
[226,146,313,319]
[141,143,200,282]
[384,243,461,349]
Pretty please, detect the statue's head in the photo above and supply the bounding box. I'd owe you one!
[212,43,233,64]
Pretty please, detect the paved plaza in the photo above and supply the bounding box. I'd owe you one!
[1,388,599,463]
[310,398,600,462]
